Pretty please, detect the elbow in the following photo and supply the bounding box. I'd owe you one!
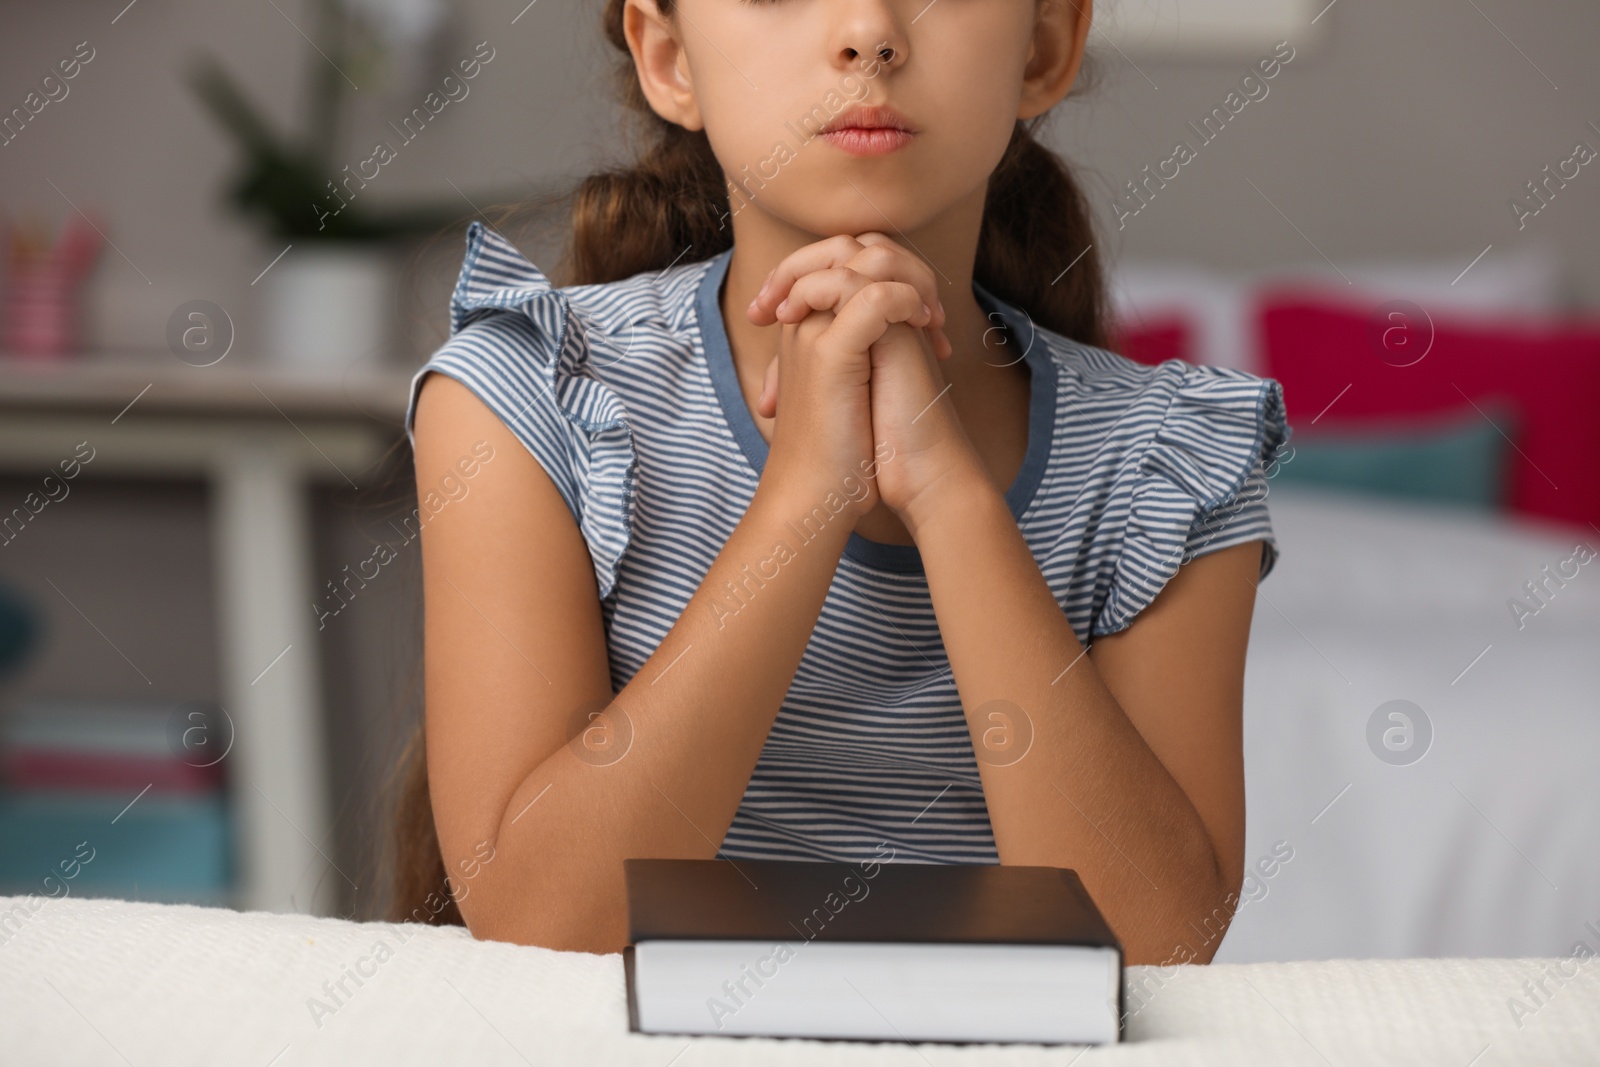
[1167,835,1243,966]
[453,864,629,956]
[1125,825,1241,966]
[464,914,626,957]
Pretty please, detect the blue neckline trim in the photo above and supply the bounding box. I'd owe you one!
[695,246,1057,575]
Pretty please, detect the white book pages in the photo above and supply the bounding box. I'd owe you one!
[634,940,1120,1045]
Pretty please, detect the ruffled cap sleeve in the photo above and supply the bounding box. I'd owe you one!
[1093,365,1291,637]
[404,221,637,600]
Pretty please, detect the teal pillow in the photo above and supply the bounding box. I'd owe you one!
[1271,407,1514,510]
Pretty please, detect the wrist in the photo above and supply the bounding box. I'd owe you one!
[896,454,1004,542]
[752,466,868,545]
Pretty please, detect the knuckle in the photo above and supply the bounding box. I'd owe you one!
[854,244,897,274]
[826,235,862,259]
[858,282,895,312]
[871,280,916,310]
[788,274,830,308]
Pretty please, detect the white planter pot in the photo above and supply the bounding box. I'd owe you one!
[263,244,395,373]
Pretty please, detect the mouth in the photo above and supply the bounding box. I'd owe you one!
[819,105,917,156]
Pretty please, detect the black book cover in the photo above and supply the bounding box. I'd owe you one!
[623,857,1124,1042]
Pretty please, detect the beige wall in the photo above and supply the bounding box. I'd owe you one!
[2,0,1598,371]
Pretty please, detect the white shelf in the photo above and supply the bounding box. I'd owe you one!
[0,349,415,422]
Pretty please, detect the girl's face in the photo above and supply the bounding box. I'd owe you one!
[627,0,1088,240]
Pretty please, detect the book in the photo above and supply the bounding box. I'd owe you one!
[0,697,227,792]
[623,857,1123,1045]
[0,698,232,904]
[0,791,232,902]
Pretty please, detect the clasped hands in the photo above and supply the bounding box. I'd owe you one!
[743,232,991,532]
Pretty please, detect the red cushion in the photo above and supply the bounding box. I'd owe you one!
[1111,313,1194,366]
[1259,292,1600,529]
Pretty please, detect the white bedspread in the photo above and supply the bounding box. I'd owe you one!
[1222,486,1600,962]
[4,895,1598,1065]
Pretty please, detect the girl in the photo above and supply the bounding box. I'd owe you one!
[396,0,1290,965]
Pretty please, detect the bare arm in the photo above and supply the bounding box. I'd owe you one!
[413,372,856,954]
[904,470,1258,964]
[743,232,1259,964]
[410,251,935,952]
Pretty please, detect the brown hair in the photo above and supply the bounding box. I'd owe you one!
[382,0,1108,927]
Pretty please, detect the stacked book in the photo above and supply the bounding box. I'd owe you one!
[0,697,232,903]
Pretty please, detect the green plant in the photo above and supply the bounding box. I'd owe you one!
[186,0,462,243]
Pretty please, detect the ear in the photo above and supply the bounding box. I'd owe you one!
[623,0,703,131]
[1019,0,1093,120]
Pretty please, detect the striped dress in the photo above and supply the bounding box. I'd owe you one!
[404,221,1291,865]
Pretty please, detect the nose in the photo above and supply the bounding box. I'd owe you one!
[833,2,908,72]
[841,36,904,74]
[854,41,896,63]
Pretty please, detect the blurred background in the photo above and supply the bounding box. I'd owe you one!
[0,0,1595,961]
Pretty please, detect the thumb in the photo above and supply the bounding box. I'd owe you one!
[756,354,780,419]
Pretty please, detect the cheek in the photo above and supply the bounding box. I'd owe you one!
[916,24,1032,146]
[692,37,814,166]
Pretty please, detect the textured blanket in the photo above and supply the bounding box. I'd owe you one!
[5,895,1599,1064]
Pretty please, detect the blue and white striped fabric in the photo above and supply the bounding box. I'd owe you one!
[404,221,1292,865]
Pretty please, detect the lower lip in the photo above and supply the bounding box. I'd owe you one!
[821,127,915,156]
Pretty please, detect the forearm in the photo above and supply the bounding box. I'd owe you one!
[906,476,1231,963]
[464,477,853,953]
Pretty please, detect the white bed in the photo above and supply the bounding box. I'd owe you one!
[3,893,1598,1065]
[1220,483,1600,962]
[1108,251,1598,962]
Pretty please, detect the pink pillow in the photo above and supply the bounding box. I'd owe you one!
[1111,313,1195,366]
[1259,292,1600,530]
